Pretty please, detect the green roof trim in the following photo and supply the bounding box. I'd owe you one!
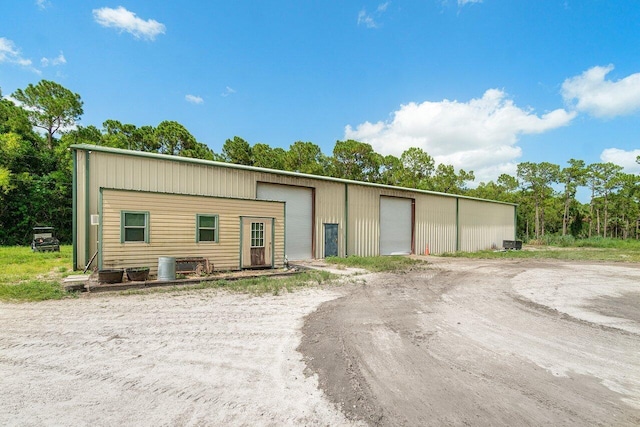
[70,144,517,206]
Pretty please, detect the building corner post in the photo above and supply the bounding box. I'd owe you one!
[72,149,77,269]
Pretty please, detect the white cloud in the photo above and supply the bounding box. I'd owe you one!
[600,148,640,174]
[345,89,576,183]
[358,3,389,29]
[185,94,204,104]
[458,0,482,5]
[36,0,50,10]
[562,65,640,118]
[377,2,390,12]
[221,86,236,97]
[40,51,66,67]
[93,6,166,40]
[357,9,378,28]
[0,37,40,74]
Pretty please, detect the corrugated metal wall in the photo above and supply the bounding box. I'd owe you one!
[100,189,284,273]
[347,186,458,256]
[76,147,517,268]
[414,194,457,255]
[458,198,515,251]
[78,150,345,269]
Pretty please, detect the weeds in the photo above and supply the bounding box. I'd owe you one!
[120,270,337,297]
[325,255,426,272]
[440,235,640,263]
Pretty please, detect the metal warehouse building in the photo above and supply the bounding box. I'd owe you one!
[71,144,516,273]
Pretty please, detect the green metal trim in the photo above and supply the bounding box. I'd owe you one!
[196,214,219,243]
[283,203,287,261]
[72,149,77,269]
[239,217,244,269]
[84,151,90,265]
[271,217,275,268]
[70,144,516,207]
[456,198,460,252]
[344,183,348,257]
[514,205,518,240]
[120,210,150,243]
[98,189,103,270]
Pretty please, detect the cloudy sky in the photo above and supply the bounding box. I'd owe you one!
[2,1,640,184]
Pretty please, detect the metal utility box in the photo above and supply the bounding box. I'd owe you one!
[503,240,522,250]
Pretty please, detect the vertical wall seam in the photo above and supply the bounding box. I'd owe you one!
[344,183,348,257]
[456,198,460,252]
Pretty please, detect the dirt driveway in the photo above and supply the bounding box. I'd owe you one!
[1,258,639,426]
[300,258,640,426]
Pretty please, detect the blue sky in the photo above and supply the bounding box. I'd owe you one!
[2,0,640,185]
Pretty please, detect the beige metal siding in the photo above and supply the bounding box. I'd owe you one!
[414,194,457,255]
[458,199,515,252]
[77,150,345,269]
[347,185,419,256]
[348,186,458,256]
[254,174,346,259]
[100,189,284,273]
[75,146,516,267]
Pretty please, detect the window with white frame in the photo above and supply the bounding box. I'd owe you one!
[250,222,264,247]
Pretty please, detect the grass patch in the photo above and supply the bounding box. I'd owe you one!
[0,280,71,301]
[121,270,337,297]
[325,255,426,272]
[440,246,640,263]
[0,245,75,302]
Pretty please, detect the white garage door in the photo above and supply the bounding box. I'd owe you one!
[380,196,412,255]
[257,183,313,260]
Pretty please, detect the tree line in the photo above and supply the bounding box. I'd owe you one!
[1,79,638,245]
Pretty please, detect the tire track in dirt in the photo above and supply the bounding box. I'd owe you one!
[299,259,640,426]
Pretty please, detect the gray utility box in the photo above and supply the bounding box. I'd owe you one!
[503,240,522,250]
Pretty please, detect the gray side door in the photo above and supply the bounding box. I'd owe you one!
[324,223,338,258]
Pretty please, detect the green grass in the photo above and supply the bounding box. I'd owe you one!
[0,245,75,302]
[325,255,426,272]
[121,270,337,296]
[440,239,640,263]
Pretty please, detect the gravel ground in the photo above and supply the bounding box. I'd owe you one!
[0,288,358,427]
[1,258,639,426]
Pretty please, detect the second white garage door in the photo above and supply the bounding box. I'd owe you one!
[380,196,412,255]
[257,183,313,260]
